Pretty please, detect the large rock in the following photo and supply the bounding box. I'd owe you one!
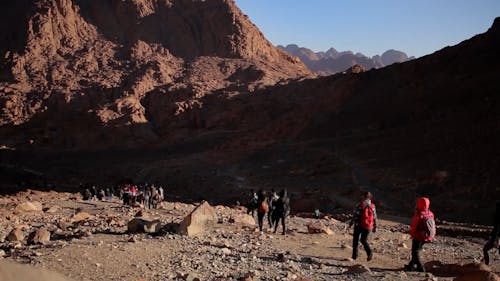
[306,222,333,235]
[6,229,24,242]
[127,218,162,234]
[15,202,42,213]
[0,261,73,281]
[229,214,256,225]
[27,228,51,245]
[178,201,216,236]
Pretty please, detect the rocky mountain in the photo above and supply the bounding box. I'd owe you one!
[278,44,413,75]
[0,0,499,226]
[0,0,311,146]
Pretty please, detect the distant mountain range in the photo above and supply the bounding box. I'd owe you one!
[278,44,415,75]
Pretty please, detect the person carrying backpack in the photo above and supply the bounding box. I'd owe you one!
[350,191,377,261]
[405,197,435,272]
[483,201,500,265]
[256,189,269,232]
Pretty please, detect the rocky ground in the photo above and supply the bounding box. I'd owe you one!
[0,190,499,281]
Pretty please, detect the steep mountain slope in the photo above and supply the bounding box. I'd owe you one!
[0,0,310,147]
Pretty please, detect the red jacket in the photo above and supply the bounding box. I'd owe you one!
[410,197,435,242]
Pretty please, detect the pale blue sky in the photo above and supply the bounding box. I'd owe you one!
[234,0,500,58]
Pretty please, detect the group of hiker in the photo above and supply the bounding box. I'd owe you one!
[81,182,165,209]
[349,191,500,272]
[246,189,290,235]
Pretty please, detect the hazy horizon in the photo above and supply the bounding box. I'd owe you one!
[234,0,500,58]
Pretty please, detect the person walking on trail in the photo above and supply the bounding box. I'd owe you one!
[483,201,500,265]
[405,197,436,272]
[246,189,259,216]
[158,185,164,201]
[350,191,377,261]
[272,189,290,235]
[256,189,269,232]
[268,189,279,228]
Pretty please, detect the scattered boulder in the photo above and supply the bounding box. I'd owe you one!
[27,228,51,245]
[71,212,91,222]
[127,218,162,234]
[307,222,333,235]
[178,201,216,236]
[228,214,255,225]
[6,229,24,242]
[15,202,43,213]
[345,264,371,274]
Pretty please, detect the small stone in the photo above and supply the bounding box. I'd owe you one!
[345,264,371,274]
[185,272,201,281]
[221,248,231,255]
[45,205,61,214]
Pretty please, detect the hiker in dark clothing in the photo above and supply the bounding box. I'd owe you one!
[91,186,98,200]
[272,189,290,235]
[246,189,259,216]
[350,191,377,261]
[256,189,269,232]
[405,197,435,272]
[82,189,92,201]
[144,187,151,209]
[484,201,500,265]
[97,188,105,201]
[268,189,279,228]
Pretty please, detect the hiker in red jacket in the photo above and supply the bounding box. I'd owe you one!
[405,197,436,272]
[350,191,377,261]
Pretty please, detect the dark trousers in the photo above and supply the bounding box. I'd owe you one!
[483,236,499,265]
[352,226,372,259]
[408,239,425,270]
[268,210,274,228]
[257,212,265,231]
[272,213,286,235]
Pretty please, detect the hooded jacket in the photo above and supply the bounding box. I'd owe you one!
[409,197,435,242]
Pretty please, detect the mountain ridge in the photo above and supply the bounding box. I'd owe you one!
[278,44,414,74]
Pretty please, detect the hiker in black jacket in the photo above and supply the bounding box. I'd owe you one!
[272,189,290,235]
[484,201,500,265]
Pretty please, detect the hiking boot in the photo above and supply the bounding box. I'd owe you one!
[416,266,426,273]
[367,253,373,262]
[403,264,415,272]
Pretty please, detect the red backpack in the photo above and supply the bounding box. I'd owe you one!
[359,202,375,230]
